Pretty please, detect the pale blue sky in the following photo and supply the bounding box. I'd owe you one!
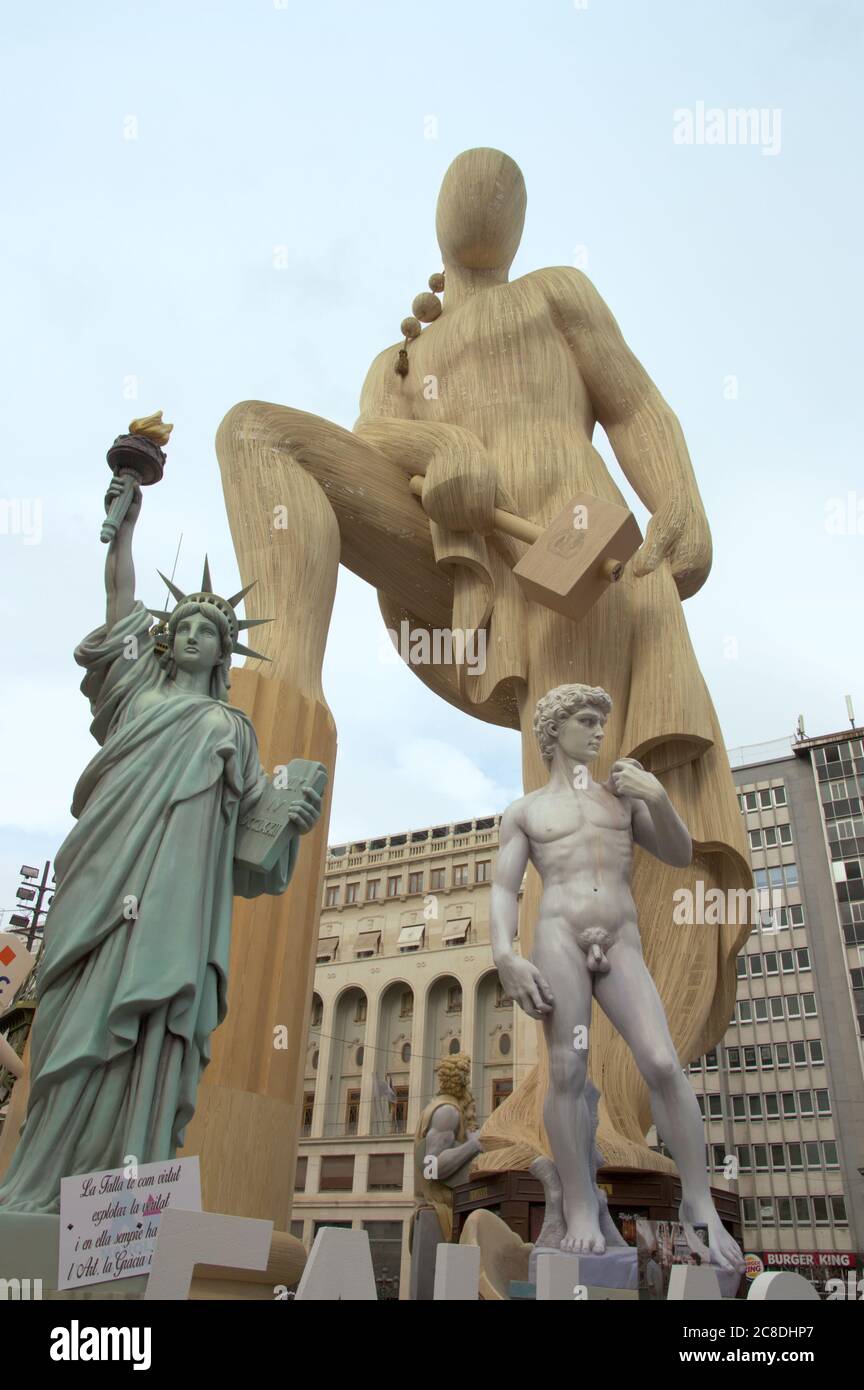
[1,0,862,918]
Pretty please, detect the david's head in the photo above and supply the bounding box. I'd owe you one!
[533,684,613,766]
[436,148,526,273]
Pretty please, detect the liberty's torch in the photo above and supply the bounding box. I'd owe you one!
[100,411,173,543]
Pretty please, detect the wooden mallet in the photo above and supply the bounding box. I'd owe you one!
[408,476,642,625]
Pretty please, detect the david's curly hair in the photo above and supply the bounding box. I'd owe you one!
[533,683,612,764]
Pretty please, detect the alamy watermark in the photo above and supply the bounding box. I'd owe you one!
[673,103,781,157]
[380,620,486,676]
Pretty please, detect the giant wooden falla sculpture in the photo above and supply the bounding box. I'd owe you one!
[216,148,751,1174]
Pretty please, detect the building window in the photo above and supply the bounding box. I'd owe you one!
[401,1042,411,1064]
[392,1086,408,1133]
[355,995,367,1023]
[749,828,763,849]
[754,998,769,1023]
[765,1093,779,1119]
[788,1143,803,1171]
[796,947,811,970]
[366,879,380,901]
[795,1089,813,1117]
[495,981,512,1008]
[742,1198,757,1225]
[430,867,445,890]
[704,1049,718,1071]
[738,1000,752,1024]
[726,1047,741,1071]
[295,1156,307,1192]
[831,1196,848,1223]
[312,1049,319,1070]
[400,990,414,1018]
[475,860,491,883]
[368,1153,404,1192]
[748,1094,762,1120]
[802,992,817,1017]
[736,957,747,978]
[754,1144,769,1172]
[302,1091,315,1136]
[452,864,468,887]
[744,792,758,811]
[446,985,463,1014]
[408,871,423,894]
[809,1039,824,1065]
[325,885,339,907]
[736,1145,752,1173]
[448,1037,461,1055]
[776,1043,790,1068]
[499,1032,512,1056]
[492,1077,513,1110]
[345,1089,361,1135]
[823,1141,838,1168]
[731,1095,745,1120]
[812,1197,830,1226]
[311,997,323,1027]
[773,786,787,806]
[769,997,784,1021]
[749,955,763,977]
[770,1143,785,1170]
[387,875,402,898]
[707,1094,722,1120]
[355,1046,364,1067]
[319,1155,355,1192]
[815,1088,831,1116]
[781,1092,796,1117]
[346,882,359,904]
[804,1141,821,1169]
[759,1044,773,1068]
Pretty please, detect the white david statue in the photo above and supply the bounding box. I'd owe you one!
[491,682,745,1275]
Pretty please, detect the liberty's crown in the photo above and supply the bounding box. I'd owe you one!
[149,556,272,662]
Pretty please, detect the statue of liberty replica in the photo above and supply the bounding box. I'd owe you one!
[0,416,324,1215]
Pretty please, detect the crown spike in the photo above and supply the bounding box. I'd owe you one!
[233,642,271,662]
[226,580,257,609]
[201,555,213,594]
[149,609,173,623]
[157,571,188,604]
[236,617,272,632]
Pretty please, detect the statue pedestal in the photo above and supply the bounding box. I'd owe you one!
[409,1208,445,1301]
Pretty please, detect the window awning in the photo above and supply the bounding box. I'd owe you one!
[316,936,339,961]
[397,924,425,946]
[356,928,381,957]
[443,917,471,942]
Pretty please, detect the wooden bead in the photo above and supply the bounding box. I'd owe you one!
[400,316,422,340]
[412,292,442,323]
[428,272,445,293]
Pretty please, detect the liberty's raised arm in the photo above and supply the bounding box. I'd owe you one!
[103,477,142,629]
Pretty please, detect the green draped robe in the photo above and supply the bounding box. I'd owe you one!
[0,601,294,1214]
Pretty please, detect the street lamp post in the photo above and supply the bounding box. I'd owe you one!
[10,861,53,952]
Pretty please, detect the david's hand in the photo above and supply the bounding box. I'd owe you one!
[495,954,554,1020]
[608,758,665,805]
[287,786,322,834]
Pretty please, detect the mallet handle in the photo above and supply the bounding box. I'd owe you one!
[408,474,542,545]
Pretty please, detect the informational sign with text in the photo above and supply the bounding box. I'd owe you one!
[58,1155,201,1290]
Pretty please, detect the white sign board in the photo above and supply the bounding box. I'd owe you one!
[0,933,37,1013]
[58,1155,201,1290]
